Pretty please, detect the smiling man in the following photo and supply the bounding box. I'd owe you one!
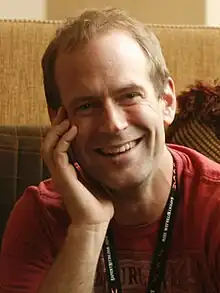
[0,8,220,293]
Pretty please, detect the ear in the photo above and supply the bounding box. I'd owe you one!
[161,77,176,128]
[47,107,57,124]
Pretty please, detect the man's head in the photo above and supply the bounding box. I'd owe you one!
[42,8,176,190]
[42,7,171,112]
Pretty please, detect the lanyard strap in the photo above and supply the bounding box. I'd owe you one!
[103,160,179,293]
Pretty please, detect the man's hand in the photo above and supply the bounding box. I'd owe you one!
[41,107,114,226]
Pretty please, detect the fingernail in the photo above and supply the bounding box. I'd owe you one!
[57,107,62,115]
[71,125,78,131]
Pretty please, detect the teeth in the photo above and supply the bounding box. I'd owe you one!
[101,140,137,155]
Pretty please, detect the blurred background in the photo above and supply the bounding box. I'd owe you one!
[0,0,220,25]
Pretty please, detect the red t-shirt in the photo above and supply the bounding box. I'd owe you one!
[0,145,220,293]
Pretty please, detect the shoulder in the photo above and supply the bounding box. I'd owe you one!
[169,144,220,252]
[1,179,70,255]
[168,144,220,213]
[168,144,220,185]
[0,180,70,292]
[10,179,70,229]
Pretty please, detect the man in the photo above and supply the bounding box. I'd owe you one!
[0,7,220,293]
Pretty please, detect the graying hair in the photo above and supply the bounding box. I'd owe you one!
[42,7,170,110]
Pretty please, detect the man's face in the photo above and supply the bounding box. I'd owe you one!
[55,31,175,190]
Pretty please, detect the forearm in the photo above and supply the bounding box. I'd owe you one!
[39,223,108,293]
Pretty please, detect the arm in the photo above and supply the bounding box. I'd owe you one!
[0,185,108,293]
[39,223,108,293]
[1,108,113,293]
[39,107,113,293]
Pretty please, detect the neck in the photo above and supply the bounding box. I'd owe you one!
[112,147,174,226]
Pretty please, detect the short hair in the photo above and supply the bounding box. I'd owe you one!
[42,7,170,110]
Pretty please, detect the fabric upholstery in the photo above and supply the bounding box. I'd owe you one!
[166,80,220,164]
[167,119,220,164]
[1,20,220,125]
[0,125,50,245]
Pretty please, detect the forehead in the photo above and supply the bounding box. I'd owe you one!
[55,31,152,94]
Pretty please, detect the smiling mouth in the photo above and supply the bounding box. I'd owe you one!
[96,138,142,156]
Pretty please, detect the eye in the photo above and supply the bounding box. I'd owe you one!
[75,101,100,116]
[124,92,141,99]
[119,92,143,105]
[78,103,93,111]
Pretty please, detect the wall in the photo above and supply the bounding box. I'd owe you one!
[205,0,220,26]
[46,0,205,25]
[0,0,46,19]
[0,0,219,25]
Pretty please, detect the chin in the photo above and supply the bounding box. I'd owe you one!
[93,168,149,192]
[78,149,153,191]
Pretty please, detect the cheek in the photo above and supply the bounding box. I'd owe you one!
[70,118,96,158]
[126,101,163,127]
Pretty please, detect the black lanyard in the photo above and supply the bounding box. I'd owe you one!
[103,160,179,293]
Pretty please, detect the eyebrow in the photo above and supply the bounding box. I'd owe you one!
[67,83,145,107]
[111,83,145,95]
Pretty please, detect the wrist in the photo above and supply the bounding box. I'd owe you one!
[67,222,110,240]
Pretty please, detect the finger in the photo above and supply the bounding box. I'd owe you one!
[41,120,70,170]
[53,125,78,167]
[75,165,112,200]
[52,106,67,126]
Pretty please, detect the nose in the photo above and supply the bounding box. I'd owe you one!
[99,99,128,133]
